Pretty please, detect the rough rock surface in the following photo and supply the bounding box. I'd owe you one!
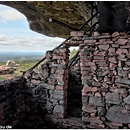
[0,1,94,38]
[1,2,130,39]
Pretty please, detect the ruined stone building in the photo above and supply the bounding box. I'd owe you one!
[1,1,130,129]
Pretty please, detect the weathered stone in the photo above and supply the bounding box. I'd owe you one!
[125,61,130,66]
[93,56,104,60]
[106,105,130,123]
[82,117,103,124]
[49,64,65,69]
[123,95,130,104]
[92,82,101,87]
[53,105,64,114]
[109,57,117,63]
[110,88,126,94]
[98,44,109,50]
[116,38,128,45]
[38,83,54,90]
[97,107,105,116]
[82,104,97,113]
[52,93,64,100]
[82,96,89,104]
[89,97,104,107]
[115,78,130,85]
[70,31,84,37]
[95,92,101,97]
[105,93,120,104]
[125,105,130,110]
[82,86,97,93]
[112,32,120,38]
[50,98,58,104]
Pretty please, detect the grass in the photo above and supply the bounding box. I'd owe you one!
[14,60,44,76]
[0,76,7,81]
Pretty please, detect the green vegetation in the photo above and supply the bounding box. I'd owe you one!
[0,62,6,66]
[14,60,44,76]
[0,49,78,80]
[0,76,7,81]
[69,49,79,59]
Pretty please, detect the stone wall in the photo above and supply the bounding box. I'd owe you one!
[0,77,26,127]
[73,31,130,128]
[2,31,130,128]
[24,45,69,118]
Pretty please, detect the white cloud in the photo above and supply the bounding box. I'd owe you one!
[0,5,26,22]
[0,34,65,52]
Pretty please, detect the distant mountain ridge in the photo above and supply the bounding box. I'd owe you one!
[0,51,45,62]
[0,51,45,57]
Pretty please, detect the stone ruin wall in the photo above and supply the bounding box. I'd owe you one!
[1,31,130,128]
[68,31,130,128]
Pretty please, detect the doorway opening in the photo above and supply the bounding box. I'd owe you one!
[67,47,82,118]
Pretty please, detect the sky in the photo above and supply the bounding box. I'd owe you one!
[0,4,65,52]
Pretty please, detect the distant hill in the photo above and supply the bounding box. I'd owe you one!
[0,51,45,62]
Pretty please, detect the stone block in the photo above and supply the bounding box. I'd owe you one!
[123,95,130,104]
[112,32,120,38]
[92,81,101,87]
[108,47,116,54]
[38,83,54,90]
[95,61,108,67]
[82,117,103,124]
[120,45,130,48]
[81,86,97,93]
[97,70,110,77]
[109,57,117,63]
[105,93,120,104]
[110,88,126,94]
[93,55,104,60]
[115,78,130,85]
[112,44,120,48]
[116,38,128,45]
[94,51,106,56]
[53,105,64,114]
[106,105,130,123]
[90,123,105,129]
[53,90,64,95]
[70,31,84,37]
[82,96,89,104]
[83,62,95,66]
[89,97,104,107]
[116,48,128,54]
[105,122,122,128]
[95,92,101,97]
[52,94,64,100]
[125,61,130,66]
[84,40,96,44]
[98,44,109,50]
[104,77,111,83]
[49,64,65,69]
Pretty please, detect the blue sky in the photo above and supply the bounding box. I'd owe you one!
[0,4,65,52]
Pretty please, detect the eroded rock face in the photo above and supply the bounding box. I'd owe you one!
[1,2,130,39]
[0,1,94,38]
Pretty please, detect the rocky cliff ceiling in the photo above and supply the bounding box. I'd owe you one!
[1,1,130,39]
[0,1,96,38]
